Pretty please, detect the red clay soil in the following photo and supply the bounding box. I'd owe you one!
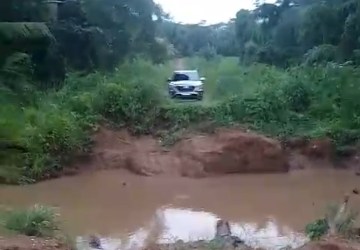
[73,127,289,177]
[175,129,289,177]
[71,126,360,178]
[297,238,360,250]
[283,137,335,160]
[1,235,359,250]
[0,236,71,250]
[143,236,360,250]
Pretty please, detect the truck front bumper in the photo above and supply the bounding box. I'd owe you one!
[169,86,203,99]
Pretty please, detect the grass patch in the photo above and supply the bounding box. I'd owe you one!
[305,218,329,241]
[2,204,59,237]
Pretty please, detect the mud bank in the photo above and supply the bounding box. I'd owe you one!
[297,238,360,250]
[71,127,357,178]
[1,237,358,250]
[149,240,360,250]
[1,235,358,250]
[145,240,360,250]
[0,236,71,250]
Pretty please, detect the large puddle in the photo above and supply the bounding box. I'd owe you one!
[76,208,308,250]
[0,169,359,249]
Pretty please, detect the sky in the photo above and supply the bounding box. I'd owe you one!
[154,0,256,24]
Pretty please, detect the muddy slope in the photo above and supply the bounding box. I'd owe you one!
[1,235,359,250]
[0,236,71,250]
[73,127,291,177]
[298,238,360,250]
[71,126,360,178]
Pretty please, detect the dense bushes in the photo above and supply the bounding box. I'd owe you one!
[2,57,360,184]
[0,103,88,183]
[303,44,339,65]
[22,104,88,178]
[188,57,360,143]
[94,81,162,133]
[0,59,170,183]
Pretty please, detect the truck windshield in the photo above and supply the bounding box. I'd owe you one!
[172,72,199,81]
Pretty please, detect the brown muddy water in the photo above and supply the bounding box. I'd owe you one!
[0,169,360,249]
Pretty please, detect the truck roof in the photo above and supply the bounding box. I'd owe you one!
[174,70,198,73]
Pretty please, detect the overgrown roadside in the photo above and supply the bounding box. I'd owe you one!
[2,57,360,184]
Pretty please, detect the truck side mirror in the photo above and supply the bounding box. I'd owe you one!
[200,77,206,82]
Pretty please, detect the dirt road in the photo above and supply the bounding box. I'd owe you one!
[174,58,185,70]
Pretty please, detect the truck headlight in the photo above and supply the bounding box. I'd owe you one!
[194,85,203,91]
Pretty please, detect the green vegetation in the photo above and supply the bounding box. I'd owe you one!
[163,0,360,67]
[0,59,169,183]
[305,219,329,240]
[1,204,59,237]
[2,0,360,184]
[305,201,358,240]
[0,0,170,183]
[3,57,360,183]
[185,57,360,150]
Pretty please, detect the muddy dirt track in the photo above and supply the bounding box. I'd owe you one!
[174,58,186,70]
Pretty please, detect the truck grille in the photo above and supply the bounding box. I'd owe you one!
[176,86,194,92]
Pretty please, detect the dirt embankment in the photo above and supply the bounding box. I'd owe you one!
[1,235,359,250]
[72,127,289,177]
[70,126,358,178]
[0,236,71,250]
[298,238,360,250]
[146,240,360,250]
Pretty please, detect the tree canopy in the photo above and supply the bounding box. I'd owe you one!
[1,0,360,93]
[159,0,360,66]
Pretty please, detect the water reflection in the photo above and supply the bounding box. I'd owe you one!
[76,207,308,250]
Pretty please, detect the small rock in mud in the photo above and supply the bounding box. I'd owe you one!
[352,188,359,195]
[88,235,102,249]
[215,220,232,237]
[214,219,245,248]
